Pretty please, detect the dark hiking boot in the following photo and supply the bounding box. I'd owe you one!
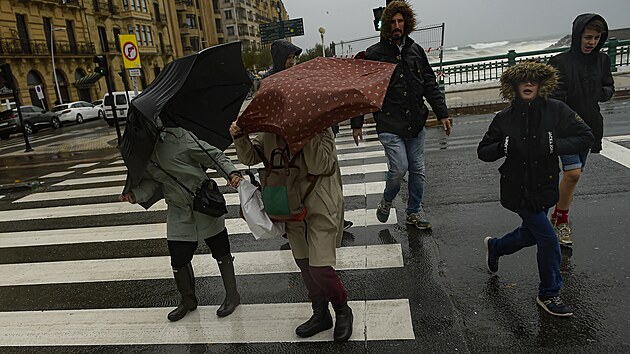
[332,302,354,342]
[168,263,198,322]
[296,300,333,338]
[216,255,241,317]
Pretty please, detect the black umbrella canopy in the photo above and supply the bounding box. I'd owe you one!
[120,41,252,190]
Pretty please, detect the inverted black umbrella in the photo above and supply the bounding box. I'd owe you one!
[120,42,252,190]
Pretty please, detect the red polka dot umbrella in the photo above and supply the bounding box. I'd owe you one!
[237,57,395,153]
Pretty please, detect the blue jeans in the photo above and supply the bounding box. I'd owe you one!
[560,152,589,171]
[378,129,426,214]
[491,209,563,297]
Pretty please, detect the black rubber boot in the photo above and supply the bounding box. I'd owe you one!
[295,300,333,338]
[216,255,241,317]
[332,302,353,342]
[167,263,198,322]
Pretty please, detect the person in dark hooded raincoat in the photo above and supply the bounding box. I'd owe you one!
[478,61,593,317]
[230,39,354,342]
[119,117,243,322]
[547,14,615,246]
[261,39,302,78]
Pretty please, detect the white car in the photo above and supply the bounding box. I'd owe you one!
[52,101,104,125]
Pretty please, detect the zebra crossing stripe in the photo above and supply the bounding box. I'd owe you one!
[14,180,386,203]
[601,138,630,169]
[3,181,385,219]
[0,244,403,286]
[0,299,414,346]
[0,208,397,248]
[52,162,387,188]
[84,149,385,175]
[68,162,100,169]
[39,171,74,179]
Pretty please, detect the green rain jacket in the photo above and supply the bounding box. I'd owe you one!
[132,127,239,242]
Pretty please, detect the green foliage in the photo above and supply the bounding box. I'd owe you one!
[298,44,332,63]
[241,45,272,72]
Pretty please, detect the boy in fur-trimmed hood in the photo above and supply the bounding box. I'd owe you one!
[478,61,593,317]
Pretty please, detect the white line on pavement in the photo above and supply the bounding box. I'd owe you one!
[0,208,397,248]
[601,139,630,169]
[0,244,403,286]
[0,299,414,346]
[39,171,74,179]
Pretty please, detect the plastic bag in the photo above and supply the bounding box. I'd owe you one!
[238,179,285,240]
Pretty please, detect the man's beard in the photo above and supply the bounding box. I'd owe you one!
[391,31,403,40]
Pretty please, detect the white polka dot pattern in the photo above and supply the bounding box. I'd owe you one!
[237,57,396,153]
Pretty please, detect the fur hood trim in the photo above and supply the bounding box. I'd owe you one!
[380,1,416,40]
[499,61,558,101]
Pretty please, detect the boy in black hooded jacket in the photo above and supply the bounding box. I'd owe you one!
[547,14,614,246]
[478,61,593,317]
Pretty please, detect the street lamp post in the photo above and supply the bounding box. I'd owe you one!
[319,27,326,57]
[51,27,65,105]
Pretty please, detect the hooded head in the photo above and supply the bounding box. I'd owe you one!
[271,39,302,74]
[570,14,608,58]
[500,61,558,101]
[380,1,416,41]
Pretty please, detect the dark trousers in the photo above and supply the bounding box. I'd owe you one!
[168,228,231,268]
[492,209,563,297]
[295,258,348,305]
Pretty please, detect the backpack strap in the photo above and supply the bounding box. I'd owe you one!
[151,160,195,197]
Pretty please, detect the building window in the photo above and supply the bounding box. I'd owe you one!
[147,27,153,46]
[122,0,129,10]
[186,15,196,28]
[142,0,148,12]
[136,24,142,44]
[141,25,147,46]
[198,16,203,31]
[128,24,134,34]
[227,26,235,36]
[215,19,222,33]
[190,37,199,51]
[98,26,109,52]
[224,10,232,20]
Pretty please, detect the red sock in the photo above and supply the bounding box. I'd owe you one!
[551,207,559,223]
[556,209,569,225]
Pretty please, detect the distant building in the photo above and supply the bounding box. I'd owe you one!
[215,0,289,49]
[0,0,221,107]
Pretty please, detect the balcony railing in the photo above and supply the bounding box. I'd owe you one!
[0,39,95,56]
[430,38,630,87]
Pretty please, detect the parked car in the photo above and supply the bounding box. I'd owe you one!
[91,99,103,110]
[102,91,140,127]
[52,101,104,125]
[0,105,60,139]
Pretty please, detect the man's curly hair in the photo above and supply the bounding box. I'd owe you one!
[380,1,416,40]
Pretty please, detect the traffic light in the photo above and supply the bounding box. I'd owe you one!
[0,63,16,90]
[373,7,384,31]
[93,55,109,76]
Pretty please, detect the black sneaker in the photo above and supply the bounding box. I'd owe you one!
[536,295,573,317]
[484,237,499,274]
[376,199,392,223]
[343,220,353,230]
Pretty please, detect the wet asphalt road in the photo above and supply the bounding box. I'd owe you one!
[0,99,629,353]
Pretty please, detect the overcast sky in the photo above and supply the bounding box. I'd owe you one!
[282,0,630,49]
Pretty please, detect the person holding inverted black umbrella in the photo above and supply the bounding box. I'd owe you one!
[118,42,251,322]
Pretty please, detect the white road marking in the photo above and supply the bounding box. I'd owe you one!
[0,299,414,346]
[0,207,397,248]
[601,138,630,169]
[39,171,74,179]
[69,162,99,169]
[0,244,404,286]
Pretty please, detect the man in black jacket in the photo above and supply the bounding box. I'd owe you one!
[547,14,615,246]
[351,0,450,230]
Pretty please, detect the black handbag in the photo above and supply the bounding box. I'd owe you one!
[151,161,228,218]
[192,178,228,217]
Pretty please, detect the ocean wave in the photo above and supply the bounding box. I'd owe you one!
[469,41,510,50]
